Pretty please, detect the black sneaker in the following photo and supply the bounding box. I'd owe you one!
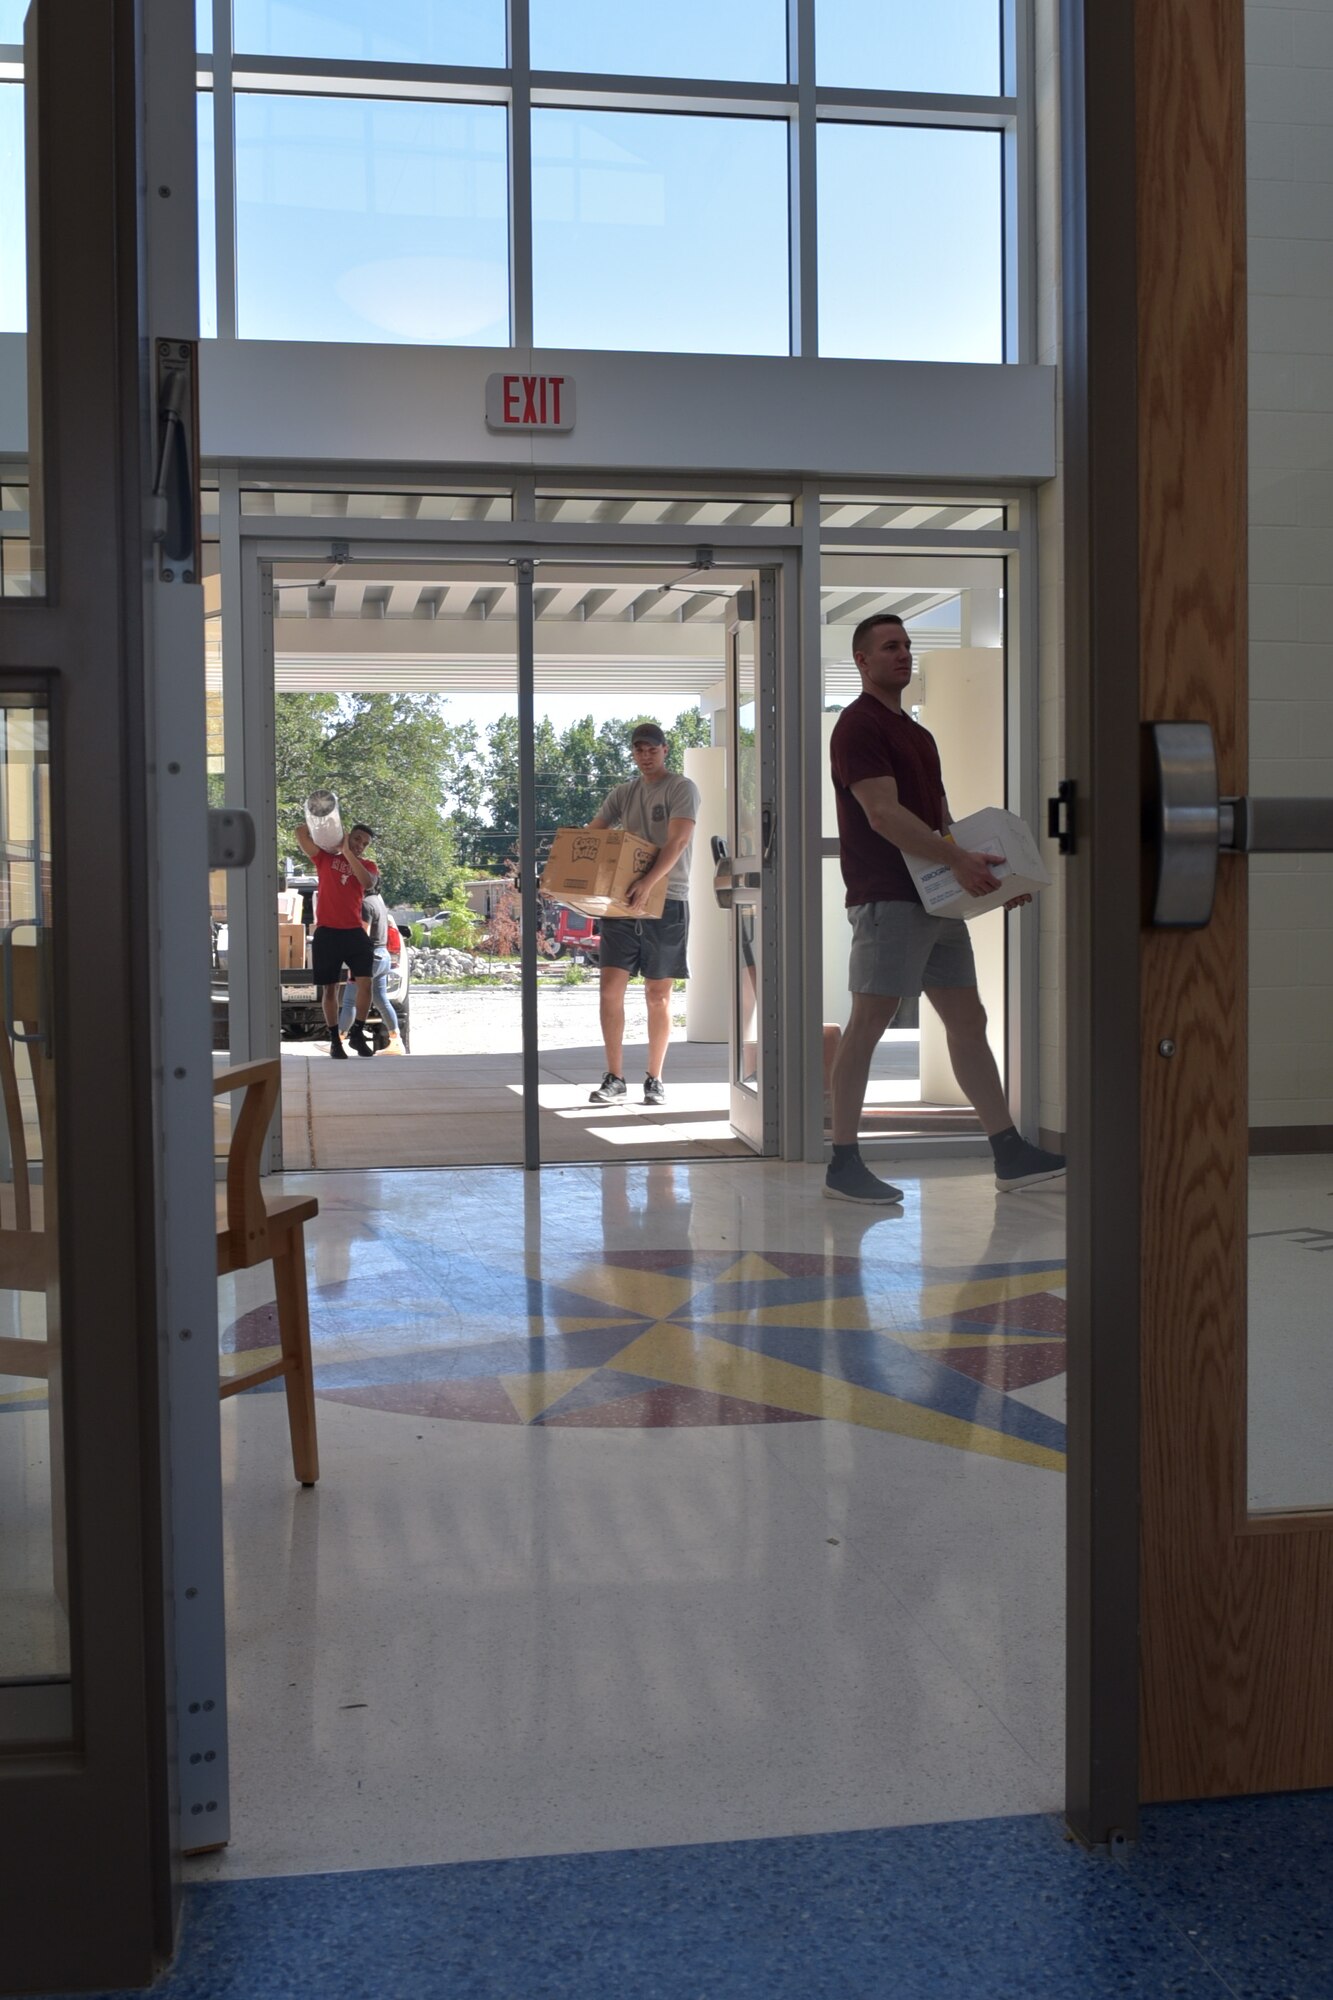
[824,1157,904,1205]
[995,1141,1066,1192]
[643,1075,665,1106]
[589,1072,627,1105]
[329,1026,348,1060]
[348,1021,375,1059]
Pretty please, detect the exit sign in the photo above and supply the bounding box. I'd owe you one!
[485,372,576,432]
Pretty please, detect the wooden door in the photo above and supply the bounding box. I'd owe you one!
[1066,0,1333,1826]
[1135,0,1333,1802]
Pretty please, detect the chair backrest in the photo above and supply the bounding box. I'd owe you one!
[213,1058,280,1270]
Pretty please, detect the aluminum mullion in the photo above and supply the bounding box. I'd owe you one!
[797,485,826,1161]
[242,518,803,549]
[815,87,1017,126]
[789,0,818,356]
[508,0,533,347]
[1008,0,1036,363]
[211,0,237,339]
[516,558,539,1168]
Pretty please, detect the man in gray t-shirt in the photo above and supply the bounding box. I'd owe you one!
[585,721,701,1109]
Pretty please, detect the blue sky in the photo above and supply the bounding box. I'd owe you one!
[3,4,1005,359]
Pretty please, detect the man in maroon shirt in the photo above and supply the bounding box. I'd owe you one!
[294,820,380,1059]
[826,614,1065,1203]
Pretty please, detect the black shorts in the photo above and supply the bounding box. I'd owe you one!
[599,900,690,981]
[312,924,374,987]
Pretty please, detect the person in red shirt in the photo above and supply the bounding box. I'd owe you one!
[826,614,1065,1203]
[293,819,380,1059]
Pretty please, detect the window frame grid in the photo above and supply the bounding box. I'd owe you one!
[189,0,1031,363]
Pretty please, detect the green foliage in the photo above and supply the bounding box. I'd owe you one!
[422,903,481,952]
[560,960,588,986]
[273,692,715,895]
[275,692,470,910]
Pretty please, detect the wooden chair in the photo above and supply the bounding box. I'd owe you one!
[214,1059,320,1486]
[0,980,320,1486]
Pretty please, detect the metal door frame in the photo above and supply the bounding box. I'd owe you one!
[229,531,806,1167]
[722,573,781,1153]
[0,0,221,1985]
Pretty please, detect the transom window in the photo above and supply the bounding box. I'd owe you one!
[3,4,1028,361]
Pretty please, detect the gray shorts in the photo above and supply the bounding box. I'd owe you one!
[847,900,977,998]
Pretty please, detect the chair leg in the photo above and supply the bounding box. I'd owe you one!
[272,1224,320,1487]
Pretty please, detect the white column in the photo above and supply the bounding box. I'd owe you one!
[685,744,728,1042]
[914,648,1007,1104]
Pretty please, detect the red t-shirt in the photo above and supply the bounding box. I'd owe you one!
[314,848,378,930]
[829,693,947,906]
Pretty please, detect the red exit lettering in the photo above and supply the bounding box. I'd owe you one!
[489,373,572,431]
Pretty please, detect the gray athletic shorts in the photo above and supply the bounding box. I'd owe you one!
[847,900,977,998]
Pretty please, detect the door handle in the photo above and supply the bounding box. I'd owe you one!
[1145,720,1333,927]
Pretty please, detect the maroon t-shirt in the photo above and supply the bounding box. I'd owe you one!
[829,693,947,906]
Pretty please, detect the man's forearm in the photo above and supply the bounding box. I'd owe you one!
[641,831,691,888]
[865,801,952,865]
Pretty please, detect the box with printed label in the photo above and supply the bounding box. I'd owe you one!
[540,826,668,920]
[905,806,1051,921]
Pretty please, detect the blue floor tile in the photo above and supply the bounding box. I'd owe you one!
[30,1794,1333,2000]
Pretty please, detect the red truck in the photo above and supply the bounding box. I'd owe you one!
[540,903,600,964]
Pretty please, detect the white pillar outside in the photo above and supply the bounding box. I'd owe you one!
[684,743,728,1042]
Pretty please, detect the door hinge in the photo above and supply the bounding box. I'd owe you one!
[1047,779,1076,856]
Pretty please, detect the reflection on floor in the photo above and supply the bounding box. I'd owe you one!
[198,1158,1067,1884]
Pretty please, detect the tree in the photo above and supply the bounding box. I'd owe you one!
[274,691,469,910]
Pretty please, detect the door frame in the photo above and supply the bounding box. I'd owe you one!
[0,0,218,1984]
[226,532,805,1168]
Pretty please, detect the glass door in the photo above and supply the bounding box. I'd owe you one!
[724,579,777,1152]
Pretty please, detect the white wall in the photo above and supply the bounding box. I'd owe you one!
[1246,0,1333,1128]
[914,649,1007,1102]
[0,336,1057,482]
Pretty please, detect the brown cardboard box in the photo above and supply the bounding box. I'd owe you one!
[540,826,668,920]
[278,921,306,969]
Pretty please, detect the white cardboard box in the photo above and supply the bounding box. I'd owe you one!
[906,806,1051,921]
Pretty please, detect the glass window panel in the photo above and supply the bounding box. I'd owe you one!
[817,125,1002,363]
[533,109,788,357]
[816,0,1002,96]
[0,4,29,41]
[820,498,1007,531]
[196,0,212,54]
[231,0,504,65]
[0,82,25,335]
[535,494,793,525]
[530,0,785,85]
[239,489,511,518]
[235,94,509,344]
[198,92,217,339]
[0,698,68,1714]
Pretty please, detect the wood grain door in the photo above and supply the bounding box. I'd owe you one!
[1067,0,1333,1824]
[1135,0,1333,1804]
